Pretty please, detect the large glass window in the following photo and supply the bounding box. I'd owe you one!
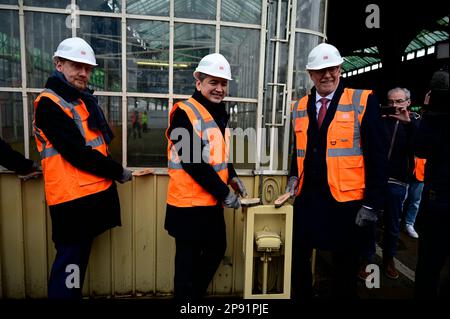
[227,102,257,170]
[0,10,20,87]
[77,0,121,13]
[126,0,169,16]
[127,97,168,167]
[98,96,122,163]
[1,92,24,155]
[220,27,260,99]
[292,33,319,99]
[173,23,215,95]
[23,0,70,8]
[127,20,169,93]
[25,12,71,88]
[221,0,261,25]
[79,16,121,91]
[174,0,216,20]
[296,0,325,32]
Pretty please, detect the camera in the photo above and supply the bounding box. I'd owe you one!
[380,106,397,115]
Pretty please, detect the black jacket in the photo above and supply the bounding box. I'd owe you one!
[289,82,388,210]
[382,116,417,184]
[0,137,34,174]
[34,74,124,244]
[165,90,236,239]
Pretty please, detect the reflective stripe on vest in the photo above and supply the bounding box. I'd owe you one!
[33,89,112,206]
[166,97,229,207]
[292,88,371,202]
[414,157,426,182]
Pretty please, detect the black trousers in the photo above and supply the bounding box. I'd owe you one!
[415,192,449,298]
[290,188,363,300]
[174,235,226,299]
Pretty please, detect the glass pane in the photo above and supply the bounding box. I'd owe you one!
[126,0,169,16]
[0,0,17,4]
[24,0,70,8]
[292,33,319,99]
[296,0,325,32]
[173,23,215,95]
[221,0,261,25]
[220,27,260,98]
[0,92,24,159]
[174,0,216,20]
[79,16,121,91]
[97,96,122,163]
[127,20,169,93]
[25,12,71,88]
[127,98,168,167]
[77,0,121,13]
[227,102,257,170]
[0,10,20,87]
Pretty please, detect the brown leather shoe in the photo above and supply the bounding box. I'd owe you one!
[384,257,399,280]
[358,262,371,281]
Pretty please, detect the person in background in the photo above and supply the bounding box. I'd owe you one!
[164,53,246,299]
[286,43,387,298]
[414,69,449,298]
[33,37,132,299]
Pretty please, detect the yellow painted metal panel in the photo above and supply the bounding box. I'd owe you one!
[155,176,175,294]
[89,230,112,296]
[114,183,134,296]
[134,175,156,295]
[0,175,26,298]
[21,178,48,298]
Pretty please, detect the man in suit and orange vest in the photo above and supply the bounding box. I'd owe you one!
[164,53,246,299]
[33,37,132,299]
[286,43,388,298]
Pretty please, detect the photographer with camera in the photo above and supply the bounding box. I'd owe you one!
[414,69,449,298]
[360,87,418,280]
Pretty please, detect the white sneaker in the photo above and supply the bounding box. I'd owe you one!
[405,224,419,239]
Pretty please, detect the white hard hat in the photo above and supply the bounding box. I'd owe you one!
[306,43,344,70]
[53,37,97,66]
[193,53,232,80]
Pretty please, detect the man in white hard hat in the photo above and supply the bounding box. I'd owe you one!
[33,37,133,299]
[285,43,388,298]
[164,53,246,299]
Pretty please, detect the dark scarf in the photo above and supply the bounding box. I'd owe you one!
[192,89,229,131]
[51,71,114,144]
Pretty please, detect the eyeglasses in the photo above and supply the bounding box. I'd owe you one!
[311,66,340,76]
[387,98,409,105]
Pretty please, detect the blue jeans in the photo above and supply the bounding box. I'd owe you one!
[383,182,407,257]
[404,181,424,226]
[48,239,93,299]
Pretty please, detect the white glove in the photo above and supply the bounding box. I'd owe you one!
[229,177,247,197]
[285,176,299,197]
[118,168,133,183]
[223,191,241,209]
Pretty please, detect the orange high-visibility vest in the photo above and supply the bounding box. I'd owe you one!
[33,89,112,206]
[166,97,229,207]
[291,88,372,202]
[414,157,426,182]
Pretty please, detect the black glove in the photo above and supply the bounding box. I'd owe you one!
[223,190,241,209]
[285,176,299,197]
[229,177,247,197]
[118,168,133,184]
[355,206,378,227]
[18,161,42,181]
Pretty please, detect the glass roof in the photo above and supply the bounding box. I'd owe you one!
[342,15,448,74]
